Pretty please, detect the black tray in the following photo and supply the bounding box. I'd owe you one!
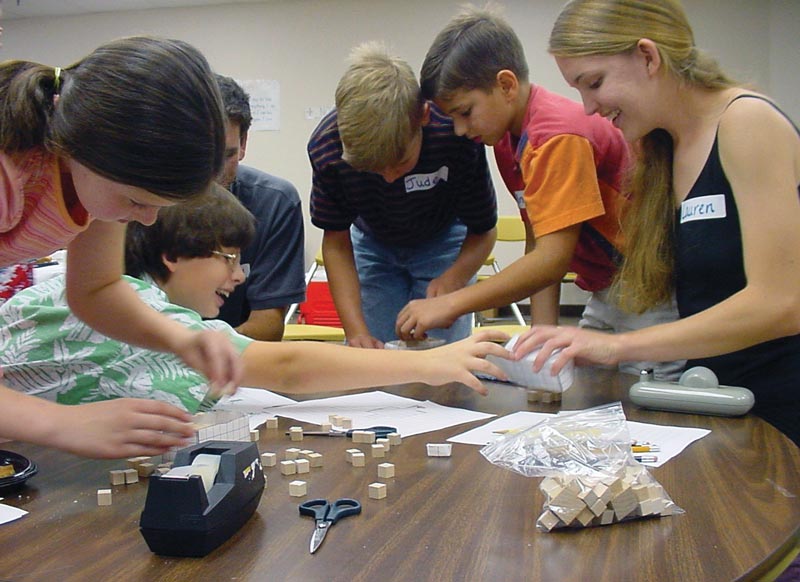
[0,450,38,492]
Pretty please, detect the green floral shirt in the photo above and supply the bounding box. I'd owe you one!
[0,275,252,413]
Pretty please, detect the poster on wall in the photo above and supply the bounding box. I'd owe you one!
[236,79,280,131]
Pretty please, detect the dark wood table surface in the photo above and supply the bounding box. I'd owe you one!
[1,368,798,582]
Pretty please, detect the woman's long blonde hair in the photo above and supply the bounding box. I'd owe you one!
[549,0,737,312]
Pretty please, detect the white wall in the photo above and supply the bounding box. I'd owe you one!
[2,0,796,272]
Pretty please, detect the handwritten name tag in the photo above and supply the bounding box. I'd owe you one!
[404,166,449,193]
[680,194,726,223]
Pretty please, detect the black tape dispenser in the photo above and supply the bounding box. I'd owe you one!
[629,366,755,417]
[140,441,264,557]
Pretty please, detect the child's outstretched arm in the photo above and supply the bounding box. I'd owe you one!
[65,220,242,395]
[240,328,511,395]
[0,384,194,458]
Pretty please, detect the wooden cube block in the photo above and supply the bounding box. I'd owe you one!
[352,430,375,444]
[537,509,561,531]
[371,444,386,458]
[526,389,542,402]
[289,480,307,497]
[376,437,391,451]
[265,417,279,429]
[574,507,596,527]
[594,482,614,506]
[320,422,332,433]
[126,456,150,469]
[540,477,562,497]
[299,449,314,458]
[261,452,277,467]
[289,426,303,442]
[308,453,323,468]
[549,487,583,511]
[339,417,353,429]
[552,504,583,524]
[123,468,139,484]
[250,429,260,442]
[588,498,608,517]
[97,489,112,506]
[351,452,366,467]
[377,463,395,478]
[387,433,402,446]
[426,443,452,457]
[109,470,126,486]
[285,448,301,460]
[280,460,297,475]
[295,459,310,474]
[611,488,639,521]
[540,391,562,403]
[345,448,361,463]
[639,498,661,516]
[368,482,387,500]
[329,414,342,425]
[136,463,156,478]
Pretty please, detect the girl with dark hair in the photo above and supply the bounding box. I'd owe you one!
[0,36,242,458]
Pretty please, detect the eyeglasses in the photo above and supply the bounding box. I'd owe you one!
[211,250,250,277]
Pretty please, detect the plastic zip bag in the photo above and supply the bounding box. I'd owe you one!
[480,402,683,531]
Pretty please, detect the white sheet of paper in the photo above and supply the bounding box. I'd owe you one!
[266,390,495,437]
[213,387,297,430]
[448,410,710,467]
[0,502,28,525]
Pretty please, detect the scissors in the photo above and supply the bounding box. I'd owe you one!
[290,425,397,439]
[299,498,362,554]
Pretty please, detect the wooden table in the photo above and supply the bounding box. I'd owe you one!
[1,368,799,582]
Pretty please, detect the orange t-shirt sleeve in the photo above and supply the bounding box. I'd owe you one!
[519,134,606,238]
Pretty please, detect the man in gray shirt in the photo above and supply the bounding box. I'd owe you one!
[215,74,306,340]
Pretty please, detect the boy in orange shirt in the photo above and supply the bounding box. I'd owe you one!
[396,5,682,379]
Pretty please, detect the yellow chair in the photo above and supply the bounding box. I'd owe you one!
[283,323,345,342]
[475,215,528,327]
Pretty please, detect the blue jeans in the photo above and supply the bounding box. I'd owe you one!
[351,222,473,344]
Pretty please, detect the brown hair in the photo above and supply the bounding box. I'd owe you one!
[549,0,737,312]
[125,184,255,282]
[335,41,425,172]
[1,36,225,201]
[420,3,528,101]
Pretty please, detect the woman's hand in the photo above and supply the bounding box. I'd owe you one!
[513,325,621,375]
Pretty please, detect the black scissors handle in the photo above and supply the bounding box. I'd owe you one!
[344,426,397,439]
[299,498,361,524]
[326,498,361,523]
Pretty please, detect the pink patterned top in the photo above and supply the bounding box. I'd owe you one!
[0,149,91,267]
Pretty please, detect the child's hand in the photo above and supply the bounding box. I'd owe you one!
[174,330,244,397]
[395,295,459,341]
[51,399,195,459]
[346,333,385,349]
[420,329,511,394]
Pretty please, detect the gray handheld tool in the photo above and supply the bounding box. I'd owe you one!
[629,366,755,416]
